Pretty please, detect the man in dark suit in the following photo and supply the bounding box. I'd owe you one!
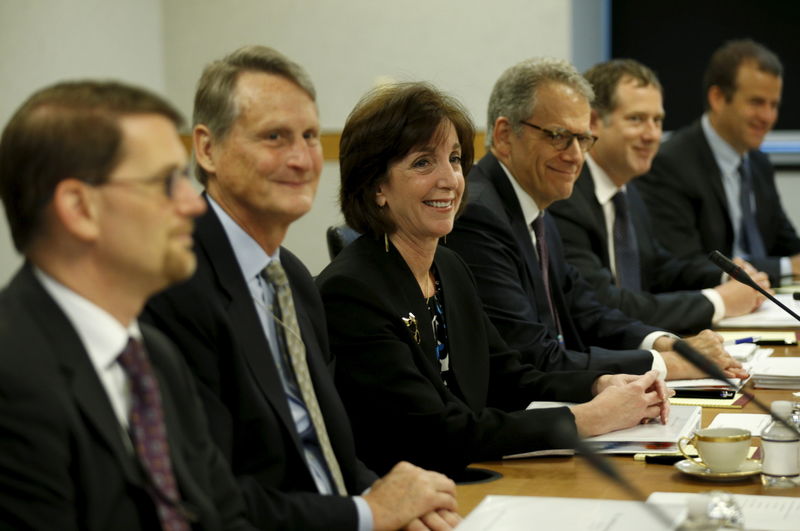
[549,59,766,334]
[143,46,459,531]
[638,39,800,286]
[447,57,745,381]
[0,81,252,529]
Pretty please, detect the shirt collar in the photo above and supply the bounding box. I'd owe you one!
[586,154,625,206]
[701,113,743,177]
[208,195,280,281]
[33,267,137,371]
[499,160,541,225]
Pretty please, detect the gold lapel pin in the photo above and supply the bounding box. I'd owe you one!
[401,312,421,344]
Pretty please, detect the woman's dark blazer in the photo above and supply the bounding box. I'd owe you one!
[316,235,605,478]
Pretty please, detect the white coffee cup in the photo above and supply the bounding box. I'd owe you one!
[678,427,751,473]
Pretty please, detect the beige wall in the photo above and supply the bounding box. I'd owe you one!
[0,0,166,282]
[5,1,794,282]
[160,0,572,274]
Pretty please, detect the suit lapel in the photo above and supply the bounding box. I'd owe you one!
[194,206,304,452]
[694,122,732,227]
[481,154,558,331]
[15,266,142,485]
[578,166,612,266]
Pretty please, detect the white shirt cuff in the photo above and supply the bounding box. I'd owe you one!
[640,331,677,350]
[780,257,792,286]
[354,496,374,531]
[649,351,668,380]
[701,288,726,324]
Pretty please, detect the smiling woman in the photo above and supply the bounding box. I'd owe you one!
[315,82,670,480]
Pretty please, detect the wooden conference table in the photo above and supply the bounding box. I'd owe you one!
[457,341,800,515]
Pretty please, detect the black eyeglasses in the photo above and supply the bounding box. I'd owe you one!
[96,167,190,199]
[519,120,598,153]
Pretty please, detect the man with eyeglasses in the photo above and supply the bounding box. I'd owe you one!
[0,80,254,529]
[447,57,744,380]
[548,59,767,335]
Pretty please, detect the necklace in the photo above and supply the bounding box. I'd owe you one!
[424,270,435,305]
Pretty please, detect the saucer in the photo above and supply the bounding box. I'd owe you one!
[674,459,761,481]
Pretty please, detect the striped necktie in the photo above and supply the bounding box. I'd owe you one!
[264,260,347,495]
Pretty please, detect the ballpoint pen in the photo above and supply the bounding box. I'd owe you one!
[723,336,760,345]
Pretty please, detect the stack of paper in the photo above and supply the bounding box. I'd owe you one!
[750,357,800,389]
[717,294,800,328]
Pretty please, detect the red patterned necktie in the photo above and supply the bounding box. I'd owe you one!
[118,337,190,531]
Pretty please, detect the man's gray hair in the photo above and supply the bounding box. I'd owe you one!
[193,45,316,184]
[486,57,594,147]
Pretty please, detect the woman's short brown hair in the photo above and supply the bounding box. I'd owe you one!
[339,82,475,238]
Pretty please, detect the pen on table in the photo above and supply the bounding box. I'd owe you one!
[633,454,684,465]
[723,336,760,345]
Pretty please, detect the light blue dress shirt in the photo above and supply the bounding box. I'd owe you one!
[701,114,791,281]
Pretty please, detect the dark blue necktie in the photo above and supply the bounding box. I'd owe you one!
[611,190,641,291]
[531,214,564,344]
[738,158,766,258]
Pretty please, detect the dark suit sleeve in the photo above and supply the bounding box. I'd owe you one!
[0,333,80,530]
[750,153,800,277]
[549,186,715,334]
[638,147,721,274]
[143,292,363,531]
[448,197,654,374]
[318,266,599,478]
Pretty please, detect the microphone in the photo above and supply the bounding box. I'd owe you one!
[673,340,800,437]
[551,419,677,529]
[708,250,800,322]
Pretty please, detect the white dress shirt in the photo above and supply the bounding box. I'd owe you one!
[34,267,136,451]
[585,155,726,324]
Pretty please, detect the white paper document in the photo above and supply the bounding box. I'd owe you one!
[750,357,800,389]
[648,492,800,531]
[717,294,800,328]
[708,413,772,436]
[505,405,700,458]
[460,495,685,531]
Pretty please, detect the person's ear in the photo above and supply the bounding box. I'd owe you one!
[708,85,726,114]
[590,109,603,135]
[491,117,514,158]
[375,185,387,207]
[194,124,217,176]
[51,178,101,242]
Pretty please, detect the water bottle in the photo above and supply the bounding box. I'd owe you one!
[760,400,800,488]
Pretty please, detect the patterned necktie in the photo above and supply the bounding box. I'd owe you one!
[118,337,189,531]
[531,214,564,344]
[611,190,641,291]
[738,158,766,258]
[264,260,347,496]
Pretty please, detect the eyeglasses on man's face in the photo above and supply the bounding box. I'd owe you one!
[95,167,191,199]
[519,120,598,153]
